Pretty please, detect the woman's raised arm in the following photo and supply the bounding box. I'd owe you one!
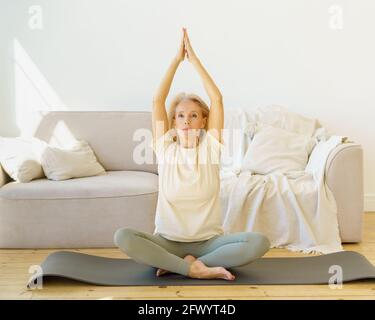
[184,29,224,143]
[152,29,186,140]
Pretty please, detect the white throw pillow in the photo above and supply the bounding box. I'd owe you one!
[253,105,319,137]
[241,124,316,175]
[0,137,45,183]
[40,140,106,181]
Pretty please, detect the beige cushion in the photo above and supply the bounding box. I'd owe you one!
[0,171,158,200]
[40,140,106,181]
[0,137,45,183]
[241,123,316,175]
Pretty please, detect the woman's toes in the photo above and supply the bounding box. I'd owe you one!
[187,260,236,281]
[226,272,236,280]
[216,267,235,281]
[156,268,170,277]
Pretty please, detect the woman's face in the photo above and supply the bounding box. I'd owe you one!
[173,100,207,141]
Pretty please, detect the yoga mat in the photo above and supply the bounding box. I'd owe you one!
[27,250,375,288]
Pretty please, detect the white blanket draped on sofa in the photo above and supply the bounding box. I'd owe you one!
[219,106,349,254]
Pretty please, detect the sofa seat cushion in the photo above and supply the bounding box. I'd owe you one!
[0,171,158,200]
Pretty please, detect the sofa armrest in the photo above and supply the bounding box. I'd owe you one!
[325,143,364,242]
[0,164,10,188]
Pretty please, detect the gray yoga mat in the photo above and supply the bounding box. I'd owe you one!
[27,250,375,288]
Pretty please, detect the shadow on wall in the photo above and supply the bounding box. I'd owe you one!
[1,29,19,136]
[11,38,67,138]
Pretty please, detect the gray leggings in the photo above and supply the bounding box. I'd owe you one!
[113,228,271,276]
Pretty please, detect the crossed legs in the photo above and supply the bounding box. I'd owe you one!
[113,228,271,280]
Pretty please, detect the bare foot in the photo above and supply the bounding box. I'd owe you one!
[156,254,197,277]
[188,260,236,281]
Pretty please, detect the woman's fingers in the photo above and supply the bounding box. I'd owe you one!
[181,28,188,58]
[178,27,196,62]
[184,29,191,44]
[175,28,186,62]
[184,36,189,50]
[183,31,196,61]
[184,30,193,51]
[183,38,188,58]
[182,28,188,49]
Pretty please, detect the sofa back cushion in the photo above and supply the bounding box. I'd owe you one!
[33,111,158,174]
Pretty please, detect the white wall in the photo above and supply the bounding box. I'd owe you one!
[1,0,374,210]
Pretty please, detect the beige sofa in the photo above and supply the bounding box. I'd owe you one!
[0,111,364,248]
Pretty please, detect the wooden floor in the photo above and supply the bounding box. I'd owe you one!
[1,213,374,300]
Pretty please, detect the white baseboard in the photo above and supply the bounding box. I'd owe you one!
[365,194,375,212]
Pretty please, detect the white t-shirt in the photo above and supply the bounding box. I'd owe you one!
[150,129,225,242]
